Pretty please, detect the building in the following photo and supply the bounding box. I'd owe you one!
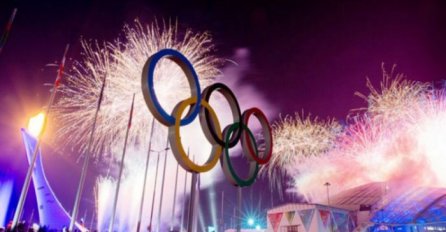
[266,203,354,232]
[225,229,266,232]
[266,183,446,232]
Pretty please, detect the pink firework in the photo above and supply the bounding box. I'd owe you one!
[276,68,446,202]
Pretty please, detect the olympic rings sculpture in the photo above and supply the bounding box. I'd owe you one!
[141,49,273,187]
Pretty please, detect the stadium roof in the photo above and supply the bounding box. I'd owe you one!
[327,182,385,211]
[327,182,446,225]
[372,187,446,225]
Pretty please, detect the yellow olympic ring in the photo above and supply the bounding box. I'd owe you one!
[168,97,223,173]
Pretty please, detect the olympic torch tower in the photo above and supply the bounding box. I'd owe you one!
[20,114,86,231]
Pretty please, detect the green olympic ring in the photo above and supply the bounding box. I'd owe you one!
[142,49,273,187]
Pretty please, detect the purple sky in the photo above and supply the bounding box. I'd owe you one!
[2,1,446,122]
[1,0,446,229]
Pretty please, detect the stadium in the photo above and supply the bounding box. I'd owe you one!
[267,182,446,232]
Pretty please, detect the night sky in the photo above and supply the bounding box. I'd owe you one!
[2,0,446,230]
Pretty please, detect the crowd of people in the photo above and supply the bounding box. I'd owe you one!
[1,221,52,232]
[0,221,92,232]
[1,221,184,232]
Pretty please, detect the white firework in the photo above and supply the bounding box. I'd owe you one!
[354,64,429,124]
[53,19,220,159]
[52,20,223,231]
[264,113,341,196]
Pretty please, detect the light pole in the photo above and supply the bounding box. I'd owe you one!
[324,182,331,206]
[324,182,332,232]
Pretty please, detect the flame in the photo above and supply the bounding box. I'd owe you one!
[27,112,45,138]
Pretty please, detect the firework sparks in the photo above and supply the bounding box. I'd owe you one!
[52,20,222,230]
[53,20,220,159]
[265,113,341,175]
[277,69,446,202]
[263,113,341,196]
[271,114,341,166]
[354,64,429,124]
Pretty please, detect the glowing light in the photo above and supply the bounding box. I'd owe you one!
[255,225,261,230]
[248,218,254,226]
[27,112,45,138]
[0,180,13,226]
[32,223,40,231]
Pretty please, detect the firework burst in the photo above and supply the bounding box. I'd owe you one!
[277,68,446,202]
[263,113,341,196]
[53,19,220,159]
[354,64,429,124]
[52,20,224,230]
[267,113,341,171]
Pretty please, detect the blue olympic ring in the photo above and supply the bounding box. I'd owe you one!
[141,49,202,126]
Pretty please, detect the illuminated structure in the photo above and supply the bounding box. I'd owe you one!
[224,230,266,232]
[21,128,85,230]
[267,183,446,232]
[329,182,446,232]
[369,187,446,231]
[266,203,354,232]
[0,179,13,227]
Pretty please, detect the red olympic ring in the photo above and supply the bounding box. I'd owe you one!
[141,49,273,187]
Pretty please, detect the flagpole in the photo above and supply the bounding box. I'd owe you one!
[12,44,69,229]
[27,208,34,229]
[179,148,189,232]
[237,187,242,232]
[148,149,162,232]
[0,8,17,55]
[232,207,235,229]
[169,161,180,231]
[156,137,170,232]
[108,94,136,232]
[220,191,224,232]
[187,158,198,232]
[193,174,200,231]
[89,212,95,231]
[82,209,87,226]
[69,71,107,231]
[136,118,156,232]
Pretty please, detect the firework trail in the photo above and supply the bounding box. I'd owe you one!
[274,67,446,202]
